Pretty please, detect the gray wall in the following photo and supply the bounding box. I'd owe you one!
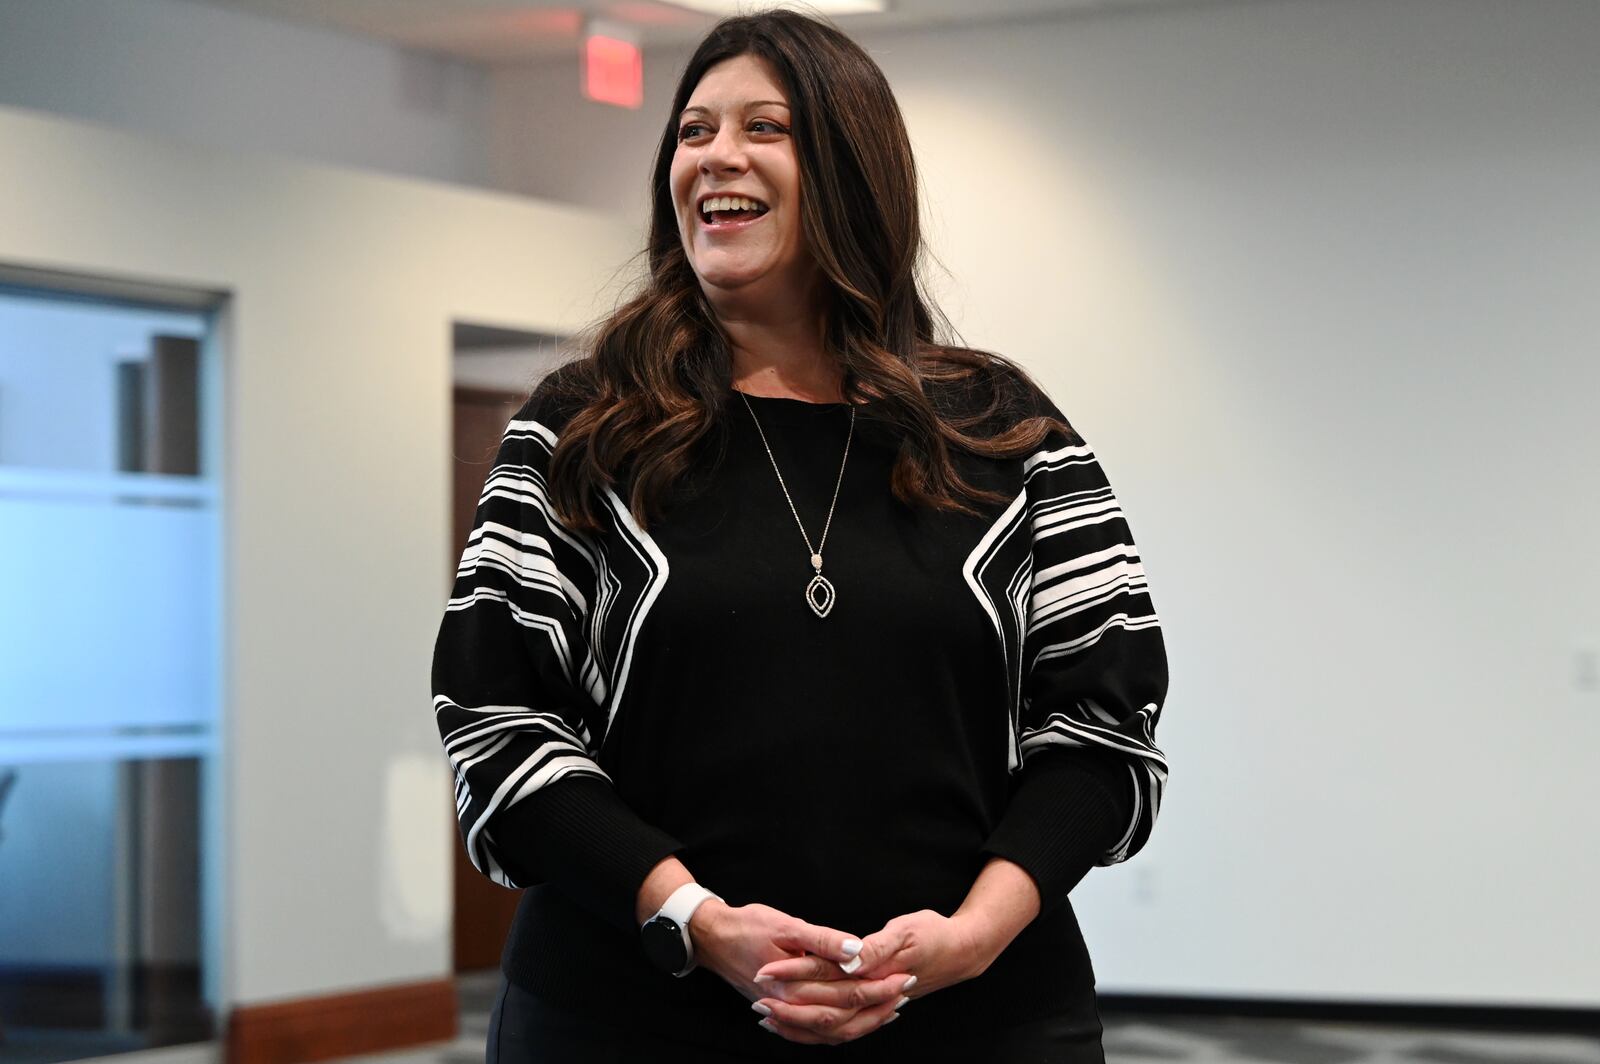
[0,0,491,190]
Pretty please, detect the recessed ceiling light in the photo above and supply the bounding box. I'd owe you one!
[660,1,890,15]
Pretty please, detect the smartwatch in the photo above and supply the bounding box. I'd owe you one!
[640,883,722,978]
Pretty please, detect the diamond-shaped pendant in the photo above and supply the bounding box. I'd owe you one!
[805,573,836,618]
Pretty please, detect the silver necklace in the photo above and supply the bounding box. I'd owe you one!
[737,390,855,619]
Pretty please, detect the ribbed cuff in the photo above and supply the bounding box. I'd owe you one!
[495,775,685,934]
[980,748,1133,914]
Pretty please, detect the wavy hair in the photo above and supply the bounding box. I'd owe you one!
[546,7,1073,533]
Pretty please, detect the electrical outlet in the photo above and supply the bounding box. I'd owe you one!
[1132,866,1156,905]
[1576,646,1599,693]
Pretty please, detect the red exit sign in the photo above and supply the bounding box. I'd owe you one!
[584,32,643,109]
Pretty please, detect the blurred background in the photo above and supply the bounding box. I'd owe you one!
[0,1,1596,1063]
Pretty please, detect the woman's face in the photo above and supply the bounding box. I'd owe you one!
[669,54,814,304]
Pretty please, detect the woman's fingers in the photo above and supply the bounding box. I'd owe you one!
[759,972,911,1010]
[850,919,918,980]
[756,920,916,985]
[753,954,848,984]
[768,921,863,968]
[757,1017,829,1045]
[756,993,904,1045]
[754,944,916,984]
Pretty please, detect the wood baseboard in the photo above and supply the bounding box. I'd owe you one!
[227,978,457,1064]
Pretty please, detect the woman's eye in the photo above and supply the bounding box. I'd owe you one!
[677,119,786,142]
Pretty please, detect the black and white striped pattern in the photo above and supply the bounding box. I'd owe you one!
[433,406,669,888]
[436,375,1169,888]
[964,412,1170,867]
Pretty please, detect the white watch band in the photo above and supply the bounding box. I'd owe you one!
[655,883,721,974]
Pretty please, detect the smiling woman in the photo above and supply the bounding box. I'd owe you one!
[671,59,803,299]
[433,9,1170,1064]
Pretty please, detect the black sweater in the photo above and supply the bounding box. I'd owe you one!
[431,362,1170,1057]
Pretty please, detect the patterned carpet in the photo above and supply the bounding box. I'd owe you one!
[1098,1013,1599,1064]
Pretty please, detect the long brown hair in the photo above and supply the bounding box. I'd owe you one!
[546,8,1072,533]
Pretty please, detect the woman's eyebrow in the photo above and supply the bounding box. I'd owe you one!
[680,100,791,117]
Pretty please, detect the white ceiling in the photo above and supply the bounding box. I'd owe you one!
[172,0,1212,63]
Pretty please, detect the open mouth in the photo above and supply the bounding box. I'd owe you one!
[699,196,770,227]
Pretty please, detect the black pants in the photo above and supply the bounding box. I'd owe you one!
[486,975,1105,1064]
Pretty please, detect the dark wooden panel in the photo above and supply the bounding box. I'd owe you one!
[226,978,456,1064]
[449,386,528,972]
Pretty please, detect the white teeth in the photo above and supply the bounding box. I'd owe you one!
[701,195,766,217]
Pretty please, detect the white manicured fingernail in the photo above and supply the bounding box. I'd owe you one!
[841,938,863,957]
[839,955,863,974]
[759,1018,779,1034]
[884,1012,902,1025]
[753,974,773,983]
[901,975,918,992]
[752,1002,772,1016]
[894,995,909,1010]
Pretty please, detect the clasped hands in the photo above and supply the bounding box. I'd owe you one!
[689,899,995,1046]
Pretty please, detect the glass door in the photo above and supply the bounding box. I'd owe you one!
[0,281,223,1061]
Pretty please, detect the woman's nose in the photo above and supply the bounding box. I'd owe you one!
[699,126,747,174]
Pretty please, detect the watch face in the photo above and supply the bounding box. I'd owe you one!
[641,915,688,974]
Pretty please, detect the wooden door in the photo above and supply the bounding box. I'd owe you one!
[450,385,529,972]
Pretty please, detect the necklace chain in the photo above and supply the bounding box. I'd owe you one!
[738,390,855,617]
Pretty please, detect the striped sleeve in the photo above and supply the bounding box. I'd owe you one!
[981,383,1170,910]
[431,379,680,930]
